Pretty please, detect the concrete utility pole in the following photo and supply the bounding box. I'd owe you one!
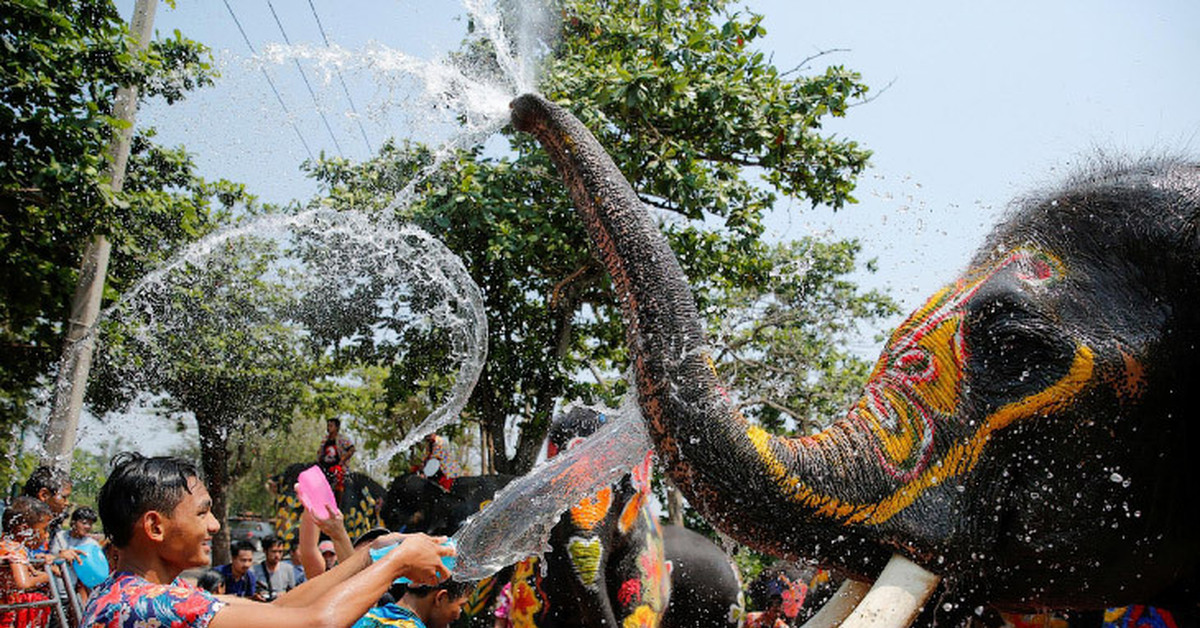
[42,0,159,470]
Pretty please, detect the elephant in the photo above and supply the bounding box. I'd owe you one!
[269,462,387,551]
[510,92,1200,625]
[380,407,743,628]
[382,472,516,536]
[660,524,745,628]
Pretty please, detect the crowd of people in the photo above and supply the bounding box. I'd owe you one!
[1,420,818,628]
[0,430,464,628]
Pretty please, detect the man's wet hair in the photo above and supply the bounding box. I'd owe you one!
[22,465,70,499]
[98,452,199,547]
[327,417,341,429]
[400,578,473,601]
[70,506,98,523]
[231,539,256,556]
[2,495,52,532]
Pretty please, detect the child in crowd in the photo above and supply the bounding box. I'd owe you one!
[353,579,472,628]
[195,570,225,595]
[0,497,55,628]
[50,506,101,602]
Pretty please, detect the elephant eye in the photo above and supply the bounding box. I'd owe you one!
[965,298,1073,397]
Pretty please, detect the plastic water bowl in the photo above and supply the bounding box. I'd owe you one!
[74,540,109,588]
[370,538,457,584]
[296,465,339,517]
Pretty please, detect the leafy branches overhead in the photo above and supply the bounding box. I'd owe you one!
[308,0,889,473]
[0,0,229,434]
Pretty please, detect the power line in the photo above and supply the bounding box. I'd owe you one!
[266,0,345,159]
[306,0,374,155]
[221,0,315,162]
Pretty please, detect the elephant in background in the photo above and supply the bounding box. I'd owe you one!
[382,472,515,536]
[270,462,386,550]
[660,524,744,628]
[380,407,744,628]
[511,93,1200,624]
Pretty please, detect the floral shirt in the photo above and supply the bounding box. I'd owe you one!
[352,603,425,628]
[81,571,225,628]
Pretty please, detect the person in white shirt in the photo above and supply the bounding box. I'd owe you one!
[253,535,297,602]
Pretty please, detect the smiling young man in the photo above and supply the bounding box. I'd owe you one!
[82,453,455,628]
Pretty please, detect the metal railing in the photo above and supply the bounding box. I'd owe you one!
[0,557,85,628]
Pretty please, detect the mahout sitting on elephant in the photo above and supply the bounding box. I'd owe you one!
[510,92,1200,625]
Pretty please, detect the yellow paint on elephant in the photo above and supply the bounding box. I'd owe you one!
[623,605,660,628]
[746,344,1095,526]
[568,536,604,586]
[509,558,544,628]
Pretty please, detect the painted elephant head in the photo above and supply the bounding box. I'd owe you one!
[270,462,386,551]
[511,93,1200,623]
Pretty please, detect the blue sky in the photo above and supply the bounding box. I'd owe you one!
[122,0,1200,349]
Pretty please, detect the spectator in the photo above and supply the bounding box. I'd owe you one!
[80,452,455,628]
[319,540,338,572]
[253,536,296,602]
[49,507,101,602]
[317,418,355,500]
[195,570,225,595]
[353,579,472,628]
[217,540,258,598]
[286,545,306,586]
[22,467,72,542]
[0,496,55,628]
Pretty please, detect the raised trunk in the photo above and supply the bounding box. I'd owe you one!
[511,94,915,573]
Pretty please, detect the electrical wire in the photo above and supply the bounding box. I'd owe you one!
[266,0,345,159]
[306,0,374,155]
[221,0,316,162]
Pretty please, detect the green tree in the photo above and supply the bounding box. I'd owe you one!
[306,0,890,475]
[0,0,225,437]
[88,234,324,565]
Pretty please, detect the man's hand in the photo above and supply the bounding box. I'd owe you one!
[379,533,455,586]
[57,548,83,564]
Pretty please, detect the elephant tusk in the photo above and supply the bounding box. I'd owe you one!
[837,553,942,628]
[799,579,871,628]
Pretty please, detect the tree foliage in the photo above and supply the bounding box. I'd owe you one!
[306,0,892,475]
[0,0,233,436]
[88,233,325,564]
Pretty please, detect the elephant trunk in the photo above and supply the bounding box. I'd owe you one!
[510,94,896,568]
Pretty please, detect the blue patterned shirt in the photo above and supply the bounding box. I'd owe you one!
[353,603,426,628]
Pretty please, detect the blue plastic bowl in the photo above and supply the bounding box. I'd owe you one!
[73,540,109,588]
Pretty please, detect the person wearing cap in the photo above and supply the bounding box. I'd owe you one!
[318,540,338,571]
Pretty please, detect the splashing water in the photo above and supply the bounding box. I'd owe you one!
[95,209,486,465]
[257,0,558,213]
[451,397,654,581]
